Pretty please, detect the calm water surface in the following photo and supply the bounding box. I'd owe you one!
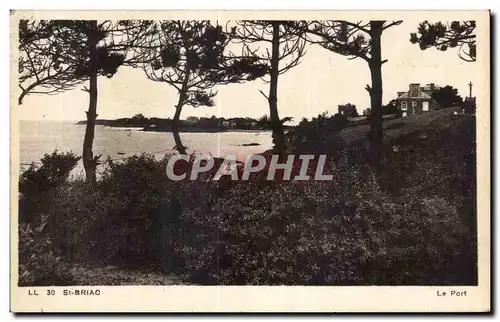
[19,121,273,176]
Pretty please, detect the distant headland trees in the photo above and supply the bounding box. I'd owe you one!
[76,113,294,132]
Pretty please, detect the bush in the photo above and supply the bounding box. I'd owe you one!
[101,153,171,194]
[42,181,112,262]
[41,154,180,266]
[18,215,75,286]
[381,117,476,210]
[23,153,215,268]
[287,113,348,154]
[19,150,80,223]
[171,158,470,285]
[19,150,80,197]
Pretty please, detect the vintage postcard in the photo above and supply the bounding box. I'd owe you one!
[10,10,490,312]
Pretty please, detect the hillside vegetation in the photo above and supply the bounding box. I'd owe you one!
[19,108,477,286]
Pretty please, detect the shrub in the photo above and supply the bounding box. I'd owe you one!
[42,154,180,266]
[381,117,476,209]
[19,150,81,197]
[19,150,80,223]
[101,153,171,195]
[18,215,75,286]
[43,181,114,262]
[287,113,348,154]
[171,159,470,285]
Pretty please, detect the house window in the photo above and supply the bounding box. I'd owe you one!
[412,100,417,107]
[401,101,407,111]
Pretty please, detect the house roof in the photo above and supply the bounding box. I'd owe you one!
[421,85,439,91]
[397,90,433,100]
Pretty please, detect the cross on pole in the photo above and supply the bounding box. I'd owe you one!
[468,81,473,98]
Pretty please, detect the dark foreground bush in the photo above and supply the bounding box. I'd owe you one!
[19,215,75,286]
[19,150,80,223]
[171,159,471,285]
[40,154,180,266]
[287,113,348,154]
[19,150,80,197]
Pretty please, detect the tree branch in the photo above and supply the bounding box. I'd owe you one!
[259,90,269,100]
[382,20,403,30]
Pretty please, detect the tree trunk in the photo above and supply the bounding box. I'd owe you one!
[18,83,37,106]
[368,21,384,175]
[172,130,187,155]
[82,20,99,185]
[171,70,190,155]
[269,22,286,154]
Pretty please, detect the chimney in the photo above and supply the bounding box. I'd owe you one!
[409,83,420,97]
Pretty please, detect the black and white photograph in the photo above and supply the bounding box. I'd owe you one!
[10,9,491,313]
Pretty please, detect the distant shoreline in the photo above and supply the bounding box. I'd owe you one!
[73,118,294,133]
[72,123,274,134]
[140,128,273,134]
[20,119,290,132]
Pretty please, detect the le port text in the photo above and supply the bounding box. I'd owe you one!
[437,290,467,297]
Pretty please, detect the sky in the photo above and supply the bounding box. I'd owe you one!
[16,19,479,122]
